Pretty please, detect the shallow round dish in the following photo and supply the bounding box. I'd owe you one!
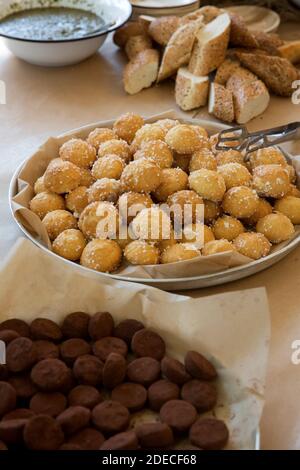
[0,0,132,66]
[225,5,280,33]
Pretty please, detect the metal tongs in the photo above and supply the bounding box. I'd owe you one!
[216,122,300,157]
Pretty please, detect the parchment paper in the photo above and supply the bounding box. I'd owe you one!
[10,110,300,279]
[0,238,270,450]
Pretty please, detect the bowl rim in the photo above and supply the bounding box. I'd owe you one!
[0,0,132,43]
[131,0,199,10]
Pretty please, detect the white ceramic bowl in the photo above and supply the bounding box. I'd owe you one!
[0,0,132,66]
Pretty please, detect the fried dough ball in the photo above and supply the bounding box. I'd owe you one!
[124,241,160,265]
[88,178,120,204]
[87,128,117,150]
[256,212,295,243]
[52,229,86,261]
[134,140,173,169]
[222,186,259,219]
[191,125,209,140]
[153,168,188,202]
[274,196,300,224]
[173,153,191,172]
[189,149,217,172]
[30,191,65,219]
[182,224,214,247]
[44,159,81,194]
[167,190,204,225]
[286,165,296,183]
[287,185,300,198]
[79,202,117,239]
[98,139,131,163]
[233,233,271,260]
[156,119,180,133]
[165,125,202,154]
[157,229,177,252]
[161,243,201,264]
[113,113,144,144]
[42,210,77,241]
[91,155,125,180]
[203,200,222,224]
[202,239,236,256]
[215,150,246,167]
[79,168,95,187]
[118,192,153,224]
[252,165,290,198]
[188,169,226,202]
[212,215,245,241]
[120,159,162,193]
[248,147,287,169]
[80,239,122,273]
[131,124,167,153]
[131,207,172,242]
[65,186,89,216]
[243,198,273,226]
[59,139,96,169]
[217,163,252,190]
[94,203,119,240]
[34,176,46,194]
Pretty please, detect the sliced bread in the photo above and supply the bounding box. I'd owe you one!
[123,49,159,95]
[175,67,209,111]
[125,35,153,60]
[148,16,181,46]
[208,82,235,123]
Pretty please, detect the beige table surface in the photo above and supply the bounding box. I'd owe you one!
[1,21,300,450]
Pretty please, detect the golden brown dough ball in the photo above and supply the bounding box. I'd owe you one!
[65,186,89,216]
[182,224,214,247]
[167,190,203,225]
[88,178,120,204]
[217,163,252,190]
[52,229,86,261]
[248,147,287,169]
[113,113,144,144]
[124,240,160,265]
[131,207,172,242]
[256,212,295,243]
[34,176,46,194]
[91,154,125,180]
[79,168,95,187]
[274,196,300,224]
[95,203,119,240]
[134,140,173,169]
[233,232,271,260]
[188,169,226,202]
[42,210,77,241]
[87,128,117,150]
[253,164,290,198]
[79,201,117,239]
[120,159,162,193]
[80,239,122,272]
[153,168,188,202]
[286,165,296,183]
[165,125,202,155]
[44,158,81,194]
[161,243,200,264]
[191,125,209,140]
[189,149,217,172]
[216,149,246,167]
[59,138,96,169]
[213,215,245,241]
[131,124,167,153]
[223,186,259,219]
[287,185,300,198]
[202,239,236,256]
[155,119,180,132]
[29,191,65,219]
[157,229,177,252]
[243,198,273,226]
[98,139,131,163]
[173,153,191,172]
[203,200,222,224]
[118,192,153,223]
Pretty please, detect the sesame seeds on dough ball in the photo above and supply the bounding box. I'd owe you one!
[256,212,295,243]
[80,239,122,273]
[222,186,259,219]
[155,119,180,133]
[203,200,222,224]
[243,198,273,226]
[188,169,226,203]
[52,229,86,261]
[153,168,188,202]
[79,168,95,187]
[120,159,162,193]
[134,140,173,169]
[202,239,236,256]
[287,185,300,198]
[79,201,116,239]
[87,128,117,151]
[182,224,214,247]
[95,203,119,240]
[124,240,160,265]
[252,165,290,199]
[131,207,172,242]
[274,196,300,225]
[215,150,246,167]
[59,138,96,169]
[44,158,82,194]
[167,190,203,225]
[286,165,296,183]
[30,191,65,219]
[131,124,167,153]
[165,125,202,155]
[88,178,120,204]
[118,192,153,224]
[113,113,145,144]
[217,163,252,190]
[42,210,77,241]
[189,149,217,172]
[191,125,209,140]
[66,186,89,216]
[233,232,271,260]
[98,139,131,163]
[248,147,287,169]
[34,176,46,194]
[91,155,125,180]
[161,243,201,264]
[212,215,245,241]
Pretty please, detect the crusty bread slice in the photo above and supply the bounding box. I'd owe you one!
[175,67,209,111]
[123,49,159,95]
[252,31,283,55]
[226,67,257,91]
[157,19,203,82]
[188,13,231,76]
[229,13,258,49]
[208,82,234,123]
[214,58,241,85]
[125,35,153,60]
[182,6,223,25]
[279,40,300,64]
[148,16,181,46]
[114,21,148,48]
[236,52,299,97]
